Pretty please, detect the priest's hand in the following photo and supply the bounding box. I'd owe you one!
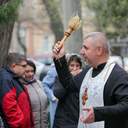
[80,107,95,124]
[52,41,65,59]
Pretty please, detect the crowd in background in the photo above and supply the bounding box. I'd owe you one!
[0,52,84,128]
[1,32,128,128]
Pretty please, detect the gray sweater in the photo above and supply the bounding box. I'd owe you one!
[26,80,48,128]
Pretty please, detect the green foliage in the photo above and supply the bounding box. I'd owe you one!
[0,0,21,24]
[84,0,128,37]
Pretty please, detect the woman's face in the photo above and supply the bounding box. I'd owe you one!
[24,65,35,81]
[68,60,81,72]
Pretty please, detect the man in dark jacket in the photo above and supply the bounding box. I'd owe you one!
[0,53,34,128]
[52,32,128,128]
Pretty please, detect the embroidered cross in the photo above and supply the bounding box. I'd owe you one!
[82,87,88,105]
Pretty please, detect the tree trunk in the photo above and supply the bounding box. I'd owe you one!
[42,0,64,42]
[0,0,20,67]
[0,23,14,67]
[17,21,27,55]
[62,0,83,54]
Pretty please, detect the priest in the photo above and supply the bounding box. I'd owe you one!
[52,32,128,128]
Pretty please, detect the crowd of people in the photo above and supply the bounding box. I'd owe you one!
[0,52,83,128]
[0,31,128,128]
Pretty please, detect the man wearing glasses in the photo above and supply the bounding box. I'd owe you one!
[0,52,34,128]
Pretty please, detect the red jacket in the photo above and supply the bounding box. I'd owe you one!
[0,67,34,128]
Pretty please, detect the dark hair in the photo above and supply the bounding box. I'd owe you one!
[6,52,26,66]
[27,60,36,74]
[67,54,82,68]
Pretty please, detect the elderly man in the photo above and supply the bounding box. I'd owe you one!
[52,32,128,128]
[0,53,33,128]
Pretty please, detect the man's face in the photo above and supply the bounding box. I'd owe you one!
[80,38,97,66]
[12,60,27,77]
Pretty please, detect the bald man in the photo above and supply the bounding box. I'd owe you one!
[52,32,128,128]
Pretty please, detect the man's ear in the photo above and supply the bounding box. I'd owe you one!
[11,63,16,68]
[96,47,103,56]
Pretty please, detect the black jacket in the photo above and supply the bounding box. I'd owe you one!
[52,65,89,128]
[53,71,89,128]
[54,56,128,128]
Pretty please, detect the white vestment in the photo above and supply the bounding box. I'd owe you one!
[78,59,116,128]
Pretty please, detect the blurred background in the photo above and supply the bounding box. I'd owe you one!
[0,0,128,80]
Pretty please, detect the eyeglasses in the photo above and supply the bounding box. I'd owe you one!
[16,64,27,68]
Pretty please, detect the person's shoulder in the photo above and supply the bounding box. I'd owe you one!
[0,68,6,74]
[82,65,91,74]
[85,65,91,70]
[0,69,13,88]
[110,64,128,82]
[0,68,11,80]
[113,64,128,76]
[36,79,42,85]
